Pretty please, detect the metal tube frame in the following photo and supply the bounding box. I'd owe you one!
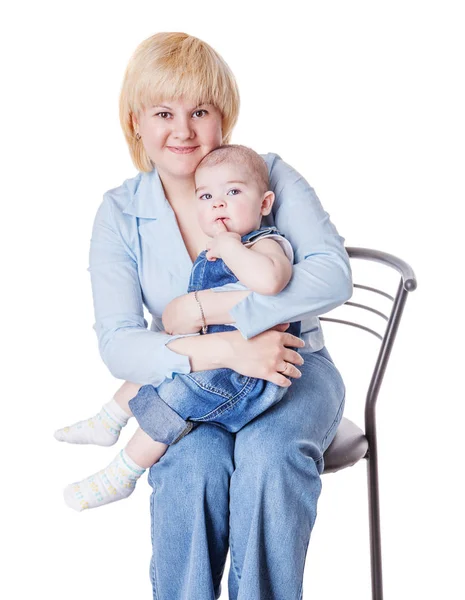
[338,248,416,600]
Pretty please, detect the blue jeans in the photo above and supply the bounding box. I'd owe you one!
[146,346,345,600]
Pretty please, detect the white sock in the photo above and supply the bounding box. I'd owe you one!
[54,398,131,446]
[63,449,146,512]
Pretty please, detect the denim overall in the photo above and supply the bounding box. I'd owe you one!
[129,226,302,445]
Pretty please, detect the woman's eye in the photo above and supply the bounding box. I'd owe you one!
[227,189,240,196]
[193,109,207,118]
[156,112,171,119]
[200,193,212,200]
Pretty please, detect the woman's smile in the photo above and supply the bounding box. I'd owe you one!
[166,145,200,154]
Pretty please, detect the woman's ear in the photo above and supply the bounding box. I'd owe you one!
[260,191,275,216]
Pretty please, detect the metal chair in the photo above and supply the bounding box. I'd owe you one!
[321,247,417,600]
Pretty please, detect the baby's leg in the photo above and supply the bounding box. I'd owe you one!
[54,381,142,446]
[64,428,168,512]
[124,427,169,468]
[114,381,143,414]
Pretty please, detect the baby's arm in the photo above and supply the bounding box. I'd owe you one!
[220,237,292,296]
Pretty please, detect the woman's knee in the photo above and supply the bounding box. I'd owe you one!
[148,422,235,491]
[233,350,345,476]
[234,427,323,482]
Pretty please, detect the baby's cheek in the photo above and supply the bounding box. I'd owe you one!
[197,208,210,229]
[204,223,218,240]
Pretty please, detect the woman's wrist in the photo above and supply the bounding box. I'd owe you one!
[195,289,251,326]
[166,330,233,372]
[193,290,208,334]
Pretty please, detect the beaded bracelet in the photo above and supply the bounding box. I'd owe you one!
[194,290,208,335]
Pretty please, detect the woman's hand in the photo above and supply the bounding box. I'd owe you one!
[222,323,306,388]
[162,293,202,335]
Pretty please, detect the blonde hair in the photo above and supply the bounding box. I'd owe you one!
[119,32,240,172]
[196,145,270,194]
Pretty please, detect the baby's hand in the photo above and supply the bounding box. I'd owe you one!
[206,220,241,261]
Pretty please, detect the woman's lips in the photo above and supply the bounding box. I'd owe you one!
[167,146,199,154]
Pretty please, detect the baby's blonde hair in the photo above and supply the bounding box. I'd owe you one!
[196,145,269,194]
[119,32,240,172]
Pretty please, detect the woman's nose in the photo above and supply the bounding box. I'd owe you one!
[172,116,195,140]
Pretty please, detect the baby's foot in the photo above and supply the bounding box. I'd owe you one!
[54,399,130,446]
[63,449,145,511]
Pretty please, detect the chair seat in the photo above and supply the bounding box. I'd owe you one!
[323,417,369,474]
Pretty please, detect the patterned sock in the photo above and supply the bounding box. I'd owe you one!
[54,398,130,446]
[63,449,146,512]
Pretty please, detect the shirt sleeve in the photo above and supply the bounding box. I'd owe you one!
[227,153,353,339]
[88,195,192,385]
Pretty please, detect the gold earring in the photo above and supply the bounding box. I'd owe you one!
[135,132,141,141]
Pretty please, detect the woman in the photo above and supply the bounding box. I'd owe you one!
[90,32,351,599]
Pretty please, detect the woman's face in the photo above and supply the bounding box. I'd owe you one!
[134,98,223,181]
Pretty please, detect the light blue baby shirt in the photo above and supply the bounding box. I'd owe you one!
[88,153,352,386]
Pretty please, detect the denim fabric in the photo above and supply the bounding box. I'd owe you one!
[129,226,301,445]
[147,346,345,599]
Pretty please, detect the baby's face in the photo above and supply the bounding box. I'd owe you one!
[194,163,269,238]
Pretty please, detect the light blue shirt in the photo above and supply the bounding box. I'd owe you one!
[88,153,352,386]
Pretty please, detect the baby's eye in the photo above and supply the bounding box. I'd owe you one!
[199,193,212,200]
[227,189,241,196]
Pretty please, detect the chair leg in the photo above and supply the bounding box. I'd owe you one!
[367,441,384,600]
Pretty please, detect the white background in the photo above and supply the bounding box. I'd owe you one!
[1,1,464,598]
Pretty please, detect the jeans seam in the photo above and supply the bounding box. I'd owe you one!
[298,463,322,599]
[150,491,160,600]
[228,508,242,589]
[322,391,346,450]
[193,377,257,422]
[308,350,346,450]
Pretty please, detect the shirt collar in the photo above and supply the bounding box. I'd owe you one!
[122,168,169,219]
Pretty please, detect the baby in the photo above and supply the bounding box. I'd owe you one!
[55,144,303,511]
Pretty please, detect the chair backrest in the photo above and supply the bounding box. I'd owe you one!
[319,248,417,434]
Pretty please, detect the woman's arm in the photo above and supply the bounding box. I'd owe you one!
[162,289,250,335]
[162,237,292,335]
[167,324,305,388]
[89,196,194,386]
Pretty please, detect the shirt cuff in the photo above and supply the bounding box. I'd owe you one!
[162,333,198,380]
[228,290,307,340]
[228,295,260,339]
